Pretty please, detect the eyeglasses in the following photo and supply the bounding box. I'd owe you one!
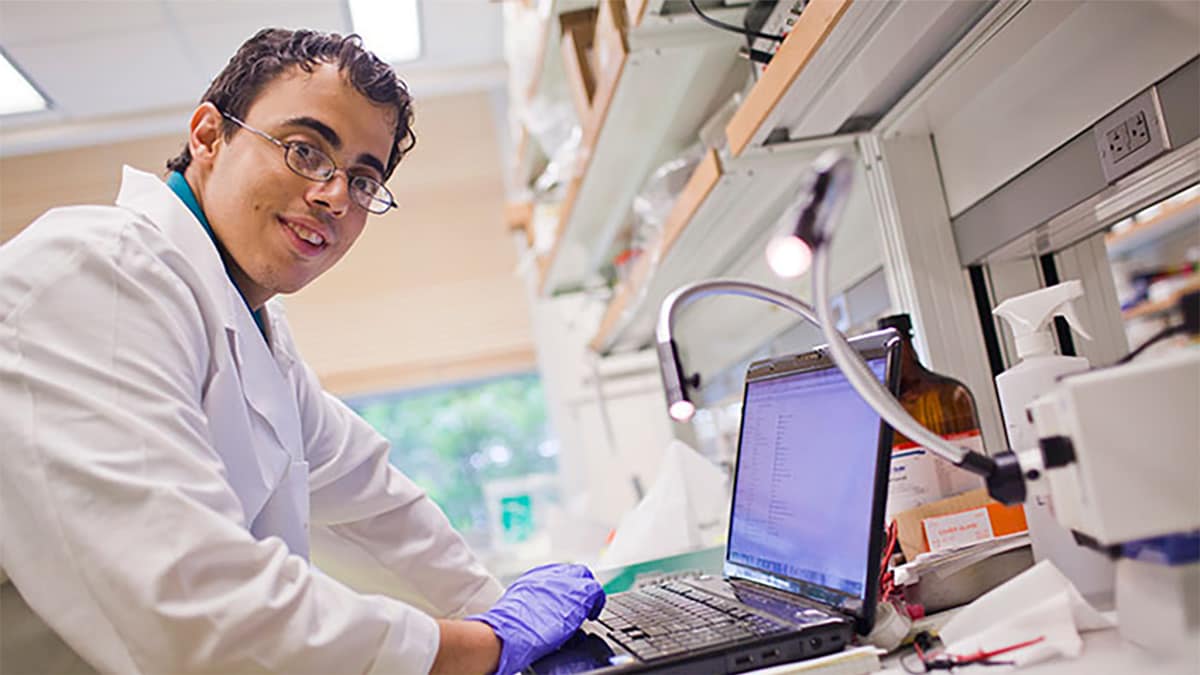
[220,111,396,215]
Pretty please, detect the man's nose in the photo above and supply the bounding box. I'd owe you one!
[307,171,352,217]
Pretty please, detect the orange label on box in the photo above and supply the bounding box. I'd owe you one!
[921,502,1030,553]
[923,507,994,551]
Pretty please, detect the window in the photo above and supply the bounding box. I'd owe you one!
[344,373,558,552]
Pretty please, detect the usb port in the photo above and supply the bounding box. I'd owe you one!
[761,648,781,659]
[734,655,754,666]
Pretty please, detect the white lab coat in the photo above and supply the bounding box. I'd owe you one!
[0,167,504,674]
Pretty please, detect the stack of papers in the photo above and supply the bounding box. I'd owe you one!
[893,532,1032,587]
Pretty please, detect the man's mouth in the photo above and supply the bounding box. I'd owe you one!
[279,216,329,255]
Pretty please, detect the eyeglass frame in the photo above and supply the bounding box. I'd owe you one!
[219,110,397,215]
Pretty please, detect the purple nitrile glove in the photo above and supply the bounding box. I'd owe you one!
[467,563,606,675]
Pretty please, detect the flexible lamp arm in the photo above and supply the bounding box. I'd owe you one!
[656,150,1009,495]
[655,280,995,477]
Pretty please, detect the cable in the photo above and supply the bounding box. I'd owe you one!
[1117,289,1200,364]
[879,521,899,602]
[688,0,785,42]
[1116,324,1186,364]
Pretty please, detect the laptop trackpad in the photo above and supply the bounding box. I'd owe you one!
[526,629,635,674]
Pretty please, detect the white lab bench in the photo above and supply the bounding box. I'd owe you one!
[877,626,1200,675]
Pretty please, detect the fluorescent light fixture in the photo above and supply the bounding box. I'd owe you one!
[0,49,47,116]
[348,0,422,64]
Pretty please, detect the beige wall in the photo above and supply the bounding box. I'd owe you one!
[0,133,186,240]
[0,90,535,396]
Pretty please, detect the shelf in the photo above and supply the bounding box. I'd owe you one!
[1123,275,1200,321]
[512,126,548,194]
[1106,194,1200,259]
[589,136,886,376]
[523,1,597,104]
[725,0,990,157]
[504,1,595,194]
[537,4,750,295]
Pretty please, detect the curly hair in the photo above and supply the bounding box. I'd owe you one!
[166,28,415,179]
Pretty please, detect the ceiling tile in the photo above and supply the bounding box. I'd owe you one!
[8,31,203,118]
[0,0,168,46]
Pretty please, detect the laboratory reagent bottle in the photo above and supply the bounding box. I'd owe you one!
[878,314,985,524]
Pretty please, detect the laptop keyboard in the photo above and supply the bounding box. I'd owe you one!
[595,581,791,661]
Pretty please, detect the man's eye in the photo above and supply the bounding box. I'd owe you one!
[349,175,378,192]
[290,143,326,168]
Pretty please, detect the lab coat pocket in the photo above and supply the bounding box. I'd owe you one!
[250,459,311,560]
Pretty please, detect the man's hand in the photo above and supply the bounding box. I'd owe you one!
[466,563,606,675]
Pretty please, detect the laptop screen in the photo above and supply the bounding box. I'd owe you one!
[726,353,890,614]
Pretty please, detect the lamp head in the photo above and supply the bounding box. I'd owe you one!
[669,399,696,422]
[766,149,855,279]
[765,233,814,278]
[656,337,696,422]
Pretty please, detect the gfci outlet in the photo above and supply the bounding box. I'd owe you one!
[1093,88,1170,183]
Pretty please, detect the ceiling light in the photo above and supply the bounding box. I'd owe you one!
[348,0,422,64]
[0,50,47,116]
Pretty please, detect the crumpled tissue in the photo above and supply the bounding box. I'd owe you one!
[939,560,1115,669]
[597,440,727,570]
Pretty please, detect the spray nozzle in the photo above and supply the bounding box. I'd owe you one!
[993,280,1091,359]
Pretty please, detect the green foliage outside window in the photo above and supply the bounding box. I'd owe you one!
[344,373,556,548]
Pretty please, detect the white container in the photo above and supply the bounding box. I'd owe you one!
[993,281,1115,604]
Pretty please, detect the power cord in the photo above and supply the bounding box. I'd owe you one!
[688,0,785,42]
[1116,289,1199,365]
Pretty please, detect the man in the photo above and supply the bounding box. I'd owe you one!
[0,28,602,675]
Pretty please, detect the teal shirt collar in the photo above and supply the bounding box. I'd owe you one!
[166,171,266,337]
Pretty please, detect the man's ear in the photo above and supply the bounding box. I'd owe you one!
[188,102,224,169]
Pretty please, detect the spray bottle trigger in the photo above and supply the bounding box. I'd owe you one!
[1059,301,1092,342]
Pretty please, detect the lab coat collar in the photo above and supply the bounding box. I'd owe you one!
[115,166,302,459]
[114,166,290,360]
[115,166,244,334]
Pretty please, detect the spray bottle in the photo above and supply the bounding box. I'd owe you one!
[993,280,1114,603]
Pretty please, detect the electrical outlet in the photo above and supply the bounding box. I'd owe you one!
[1126,111,1151,152]
[1093,88,1170,184]
[1104,122,1131,163]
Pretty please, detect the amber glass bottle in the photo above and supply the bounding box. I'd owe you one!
[878,314,985,522]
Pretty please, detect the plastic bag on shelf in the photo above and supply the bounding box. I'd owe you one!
[628,142,706,264]
[522,96,582,199]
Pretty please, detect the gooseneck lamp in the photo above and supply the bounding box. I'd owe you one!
[655,151,1025,504]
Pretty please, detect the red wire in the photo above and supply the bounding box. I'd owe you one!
[952,636,1046,664]
[913,639,927,662]
[879,521,899,601]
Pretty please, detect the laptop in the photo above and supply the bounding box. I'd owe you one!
[528,328,901,675]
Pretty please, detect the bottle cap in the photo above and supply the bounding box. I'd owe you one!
[993,281,1091,359]
[877,313,913,337]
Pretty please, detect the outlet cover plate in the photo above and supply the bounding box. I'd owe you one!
[1093,89,1170,184]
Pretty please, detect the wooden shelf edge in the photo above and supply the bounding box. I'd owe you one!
[589,148,724,352]
[580,3,630,152]
[1105,194,1200,252]
[726,0,852,158]
[560,23,597,123]
[626,0,648,27]
[538,5,632,296]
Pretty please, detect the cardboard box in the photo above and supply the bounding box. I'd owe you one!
[893,488,1027,560]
